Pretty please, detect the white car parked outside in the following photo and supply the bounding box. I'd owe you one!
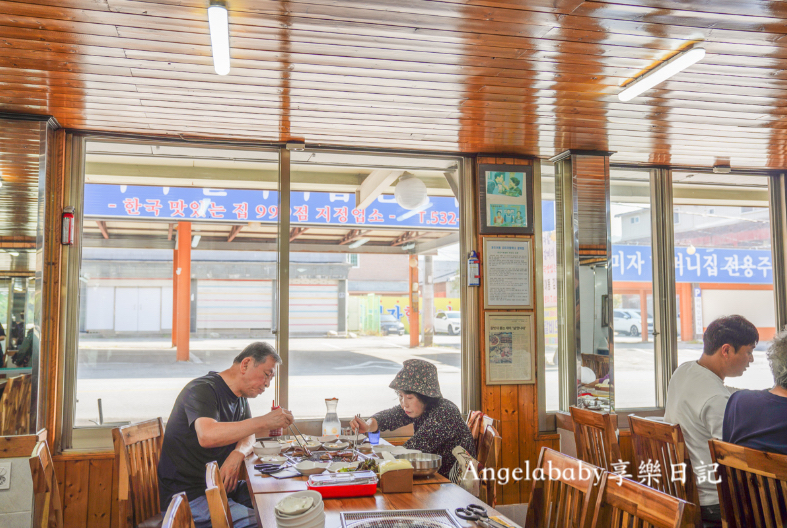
[434,311,461,335]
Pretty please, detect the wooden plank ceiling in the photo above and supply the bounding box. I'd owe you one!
[0,0,785,168]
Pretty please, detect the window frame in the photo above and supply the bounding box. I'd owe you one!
[539,164,786,432]
[59,135,476,450]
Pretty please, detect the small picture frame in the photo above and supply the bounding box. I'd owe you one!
[478,164,534,235]
[484,312,536,385]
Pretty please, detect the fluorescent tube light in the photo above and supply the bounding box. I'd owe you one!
[618,47,705,102]
[191,235,201,248]
[208,0,231,75]
[348,237,370,249]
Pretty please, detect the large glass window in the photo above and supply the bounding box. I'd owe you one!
[541,164,559,412]
[672,172,774,390]
[287,151,463,420]
[75,141,279,427]
[610,170,657,409]
[72,143,466,434]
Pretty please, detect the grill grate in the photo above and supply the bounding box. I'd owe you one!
[341,509,462,528]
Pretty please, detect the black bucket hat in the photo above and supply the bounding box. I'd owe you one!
[389,359,442,399]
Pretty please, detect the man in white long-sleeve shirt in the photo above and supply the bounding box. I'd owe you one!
[664,315,758,528]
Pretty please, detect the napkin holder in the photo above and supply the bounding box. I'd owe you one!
[379,468,414,493]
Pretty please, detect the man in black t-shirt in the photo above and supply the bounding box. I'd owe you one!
[158,342,294,528]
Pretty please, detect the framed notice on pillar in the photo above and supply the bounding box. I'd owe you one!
[478,163,534,235]
[483,237,532,309]
[485,312,535,385]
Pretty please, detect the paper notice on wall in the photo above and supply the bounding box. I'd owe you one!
[485,314,534,384]
[484,239,531,308]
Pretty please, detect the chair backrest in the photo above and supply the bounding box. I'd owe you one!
[1,374,32,435]
[524,447,602,528]
[113,418,165,528]
[570,406,622,472]
[466,411,499,453]
[581,354,610,380]
[628,416,702,528]
[709,439,787,528]
[162,492,195,528]
[29,441,63,528]
[590,472,698,528]
[205,461,233,528]
[477,424,502,506]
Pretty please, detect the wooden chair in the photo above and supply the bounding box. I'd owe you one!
[570,406,622,472]
[0,374,32,435]
[590,472,698,528]
[113,418,166,528]
[581,353,611,380]
[628,416,703,528]
[205,461,233,528]
[476,424,502,506]
[466,411,499,453]
[709,439,787,528]
[29,440,63,528]
[524,447,601,528]
[161,492,195,528]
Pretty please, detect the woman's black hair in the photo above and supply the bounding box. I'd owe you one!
[399,390,442,413]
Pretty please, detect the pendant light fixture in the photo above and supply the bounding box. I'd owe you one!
[618,46,705,102]
[208,0,231,75]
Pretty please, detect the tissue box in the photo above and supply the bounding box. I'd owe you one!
[379,468,414,493]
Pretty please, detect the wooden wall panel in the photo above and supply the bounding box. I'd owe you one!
[62,459,90,527]
[476,155,560,505]
[54,452,118,528]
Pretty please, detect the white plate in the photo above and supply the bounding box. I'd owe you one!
[316,435,338,443]
[302,441,321,449]
[276,496,313,516]
[326,461,359,472]
[322,441,349,451]
[257,455,287,465]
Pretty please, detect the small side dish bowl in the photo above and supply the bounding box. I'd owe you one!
[294,461,330,476]
[253,441,282,456]
[322,441,350,451]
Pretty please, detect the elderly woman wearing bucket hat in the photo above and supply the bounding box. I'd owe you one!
[350,359,475,478]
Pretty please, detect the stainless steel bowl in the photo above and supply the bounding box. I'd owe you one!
[394,453,442,477]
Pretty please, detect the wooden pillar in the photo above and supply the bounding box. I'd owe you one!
[172,244,178,347]
[679,282,694,341]
[408,255,419,348]
[639,290,648,343]
[176,222,191,361]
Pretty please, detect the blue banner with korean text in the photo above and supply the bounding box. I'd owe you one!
[611,245,772,285]
[83,184,460,229]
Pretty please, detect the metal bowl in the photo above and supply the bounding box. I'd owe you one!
[394,453,442,477]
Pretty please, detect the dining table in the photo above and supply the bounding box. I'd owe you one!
[244,452,514,528]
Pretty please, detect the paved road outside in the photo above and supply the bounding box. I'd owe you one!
[75,334,462,427]
[76,332,777,427]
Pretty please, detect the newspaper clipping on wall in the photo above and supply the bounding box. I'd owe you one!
[485,313,535,385]
[483,237,532,309]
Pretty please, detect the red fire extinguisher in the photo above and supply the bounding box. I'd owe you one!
[62,206,75,245]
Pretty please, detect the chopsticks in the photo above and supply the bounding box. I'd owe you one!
[288,424,312,456]
[354,414,361,447]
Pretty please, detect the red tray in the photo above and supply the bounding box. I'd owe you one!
[307,482,378,499]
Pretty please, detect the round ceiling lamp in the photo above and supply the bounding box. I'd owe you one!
[394,172,428,210]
